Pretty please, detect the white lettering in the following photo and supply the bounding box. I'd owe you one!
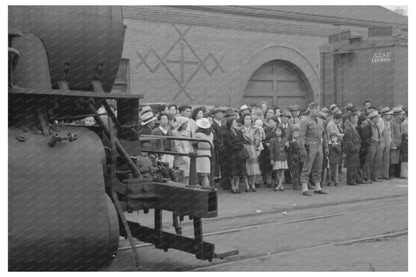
[371,51,392,64]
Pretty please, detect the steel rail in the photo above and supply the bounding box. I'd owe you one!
[117,201,407,252]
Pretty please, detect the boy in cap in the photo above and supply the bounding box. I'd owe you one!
[288,125,307,190]
[328,132,342,186]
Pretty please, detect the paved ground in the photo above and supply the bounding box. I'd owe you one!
[107,176,408,271]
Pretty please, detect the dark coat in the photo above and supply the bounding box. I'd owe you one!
[328,143,342,164]
[221,127,246,178]
[151,127,173,152]
[288,140,307,164]
[344,121,361,153]
[359,119,372,149]
[269,137,288,162]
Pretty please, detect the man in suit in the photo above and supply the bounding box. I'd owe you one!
[210,107,226,183]
[362,111,382,183]
[379,107,393,180]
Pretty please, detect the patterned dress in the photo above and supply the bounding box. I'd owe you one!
[241,125,261,176]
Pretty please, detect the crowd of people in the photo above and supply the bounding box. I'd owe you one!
[137,100,408,196]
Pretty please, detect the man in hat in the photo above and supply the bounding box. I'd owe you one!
[343,111,362,185]
[288,104,301,127]
[280,110,292,141]
[379,107,393,180]
[239,104,250,118]
[299,102,328,196]
[390,107,403,178]
[139,110,157,136]
[329,104,341,115]
[362,111,382,183]
[327,112,345,173]
[210,107,227,183]
[217,108,238,190]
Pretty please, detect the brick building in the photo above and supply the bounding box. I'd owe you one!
[116,6,407,109]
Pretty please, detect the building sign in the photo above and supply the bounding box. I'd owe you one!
[371,51,392,63]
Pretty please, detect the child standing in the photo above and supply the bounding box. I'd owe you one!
[288,126,307,191]
[328,131,342,186]
[269,127,289,191]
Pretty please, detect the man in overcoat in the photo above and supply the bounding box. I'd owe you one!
[379,107,393,180]
[390,107,403,178]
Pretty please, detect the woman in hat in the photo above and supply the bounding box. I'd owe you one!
[195,118,214,189]
[173,116,192,185]
[240,114,261,192]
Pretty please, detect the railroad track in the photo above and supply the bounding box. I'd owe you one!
[190,230,408,271]
[118,194,407,252]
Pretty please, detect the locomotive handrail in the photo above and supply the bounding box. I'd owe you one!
[139,134,216,188]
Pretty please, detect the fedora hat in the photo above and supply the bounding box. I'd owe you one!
[288,104,300,111]
[280,110,292,118]
[368,111,380,119]
[196,118,211,129]
[321,107,329,113]
[139,105,152,117]
[211,106,227,114]
[380,107,392,114]
[392,107,403,114]
[140,110,156,125]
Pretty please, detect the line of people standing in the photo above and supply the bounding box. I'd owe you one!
[136,100,408,197]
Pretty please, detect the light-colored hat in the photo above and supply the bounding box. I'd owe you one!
[308,102,319,109]
[196,118,211,129]
[368,111,380,119]
[380,107,392,114]
[139,105,152,117]
[140,110,156,125]
[329,104,339,112]
[321,107,329,113]
[392,107,403,114]
[240,104,249,111]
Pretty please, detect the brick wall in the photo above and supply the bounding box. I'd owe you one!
[121,6,375,108]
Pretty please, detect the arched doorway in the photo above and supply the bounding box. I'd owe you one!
[243,59,313,110]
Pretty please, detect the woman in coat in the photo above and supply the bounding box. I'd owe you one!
[240,113,261,192]
[221,118,247,193]
[194,118,214,189]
